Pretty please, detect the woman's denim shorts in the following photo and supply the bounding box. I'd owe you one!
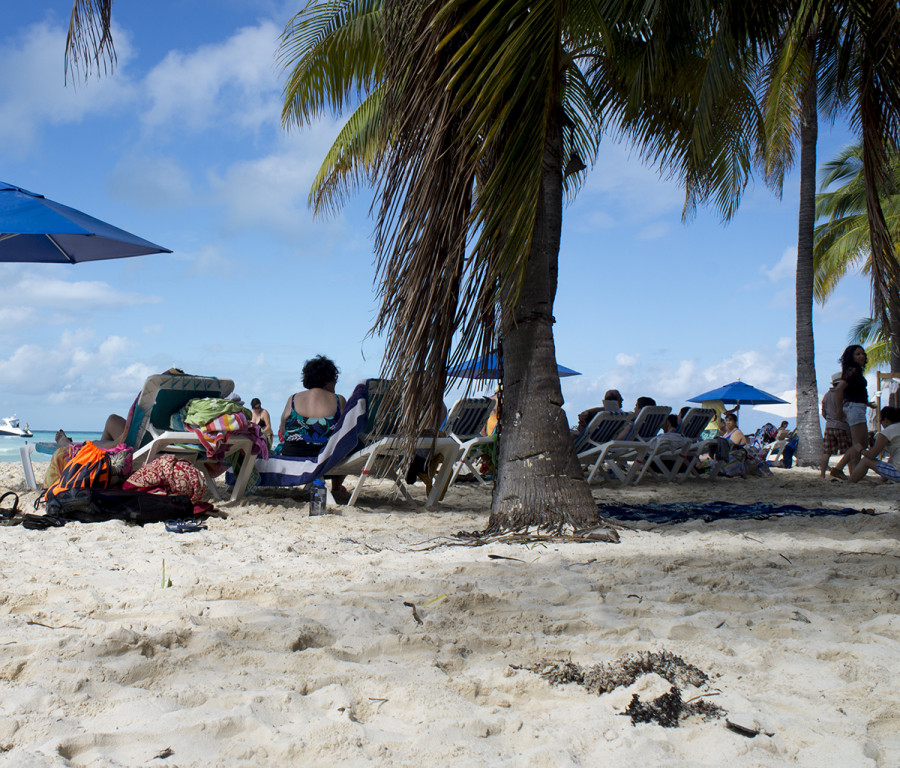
[843,401,868,427]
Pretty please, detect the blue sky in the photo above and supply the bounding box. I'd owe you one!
[0,1,878,434]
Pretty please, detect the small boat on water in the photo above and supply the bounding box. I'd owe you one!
[0,416,33,438]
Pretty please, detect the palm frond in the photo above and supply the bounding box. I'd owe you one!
[65,0,116,83]
[280,0,384,128]
[309,87,386,216]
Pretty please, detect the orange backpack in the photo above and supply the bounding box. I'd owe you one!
[44,441,112,503]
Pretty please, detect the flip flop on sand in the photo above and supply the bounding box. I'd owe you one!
[164,519,208,534]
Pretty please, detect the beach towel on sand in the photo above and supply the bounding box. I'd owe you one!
[597,501,867,525]
[228,380,369,488]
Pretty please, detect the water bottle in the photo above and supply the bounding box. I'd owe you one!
[309,479,327,516]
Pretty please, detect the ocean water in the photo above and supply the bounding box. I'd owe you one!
[0,431,103,464]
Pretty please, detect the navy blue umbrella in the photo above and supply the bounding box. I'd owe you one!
[448,352,581,380]
[688,380,788,405]
[0,181,171,263]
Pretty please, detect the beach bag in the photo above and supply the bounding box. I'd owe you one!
[43,441,112,504]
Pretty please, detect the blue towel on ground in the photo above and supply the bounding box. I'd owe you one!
[597,501,867,525]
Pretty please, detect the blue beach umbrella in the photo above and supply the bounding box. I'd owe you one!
[0,182,171,263]
[448,352,581,380]
[687,380,788,405]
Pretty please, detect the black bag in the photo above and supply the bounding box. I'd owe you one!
[45,488,193,525]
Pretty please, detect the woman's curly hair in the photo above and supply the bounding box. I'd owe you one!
[302,355,339,389]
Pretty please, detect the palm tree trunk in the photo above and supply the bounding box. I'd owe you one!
[794,51,823,466]
[890,287,900,372]
[488,119,602,534]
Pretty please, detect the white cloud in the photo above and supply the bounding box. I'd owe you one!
[573,140,685,230]
[761,245,796,284]
[615,352,638,366]
[14,274,159,310]
[141,22,282,135]
[206,123,343,241]
[0,21,135,156]
[0,330,152,407]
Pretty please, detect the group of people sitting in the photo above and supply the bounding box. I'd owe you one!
[821,345,900,484]
[571,389,751,447]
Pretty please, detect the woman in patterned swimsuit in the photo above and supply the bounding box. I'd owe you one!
[279,355,347,456]
[277,355,348,499]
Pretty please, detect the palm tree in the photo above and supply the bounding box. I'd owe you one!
[278,0,777,532]
[759,1,900,466]
[814,142,900,368]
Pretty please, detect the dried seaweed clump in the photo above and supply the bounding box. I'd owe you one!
[527,650,708,694]
[624,686,724,728]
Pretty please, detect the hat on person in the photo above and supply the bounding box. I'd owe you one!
[831,371,842,385]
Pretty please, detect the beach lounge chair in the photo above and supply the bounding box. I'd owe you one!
[574,411,634,483]
[22,372,258,502]
[251,379,460,509]
[633,407,716,483]
[325,380,462,508]
[443,397,495,487]
[582,406,671,485]
[123,372,259,502]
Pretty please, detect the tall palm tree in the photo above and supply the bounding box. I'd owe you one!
[759,1,900,466]
[279,0,775,532]
[814,142,900,368]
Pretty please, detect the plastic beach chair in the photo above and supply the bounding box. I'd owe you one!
[443,397,495,487]
[324,380,462,508]
[634,407,716,483]
[574,411,634,483]
[582,406,671,485]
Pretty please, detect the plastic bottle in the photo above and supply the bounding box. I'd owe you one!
[309,478,327,516]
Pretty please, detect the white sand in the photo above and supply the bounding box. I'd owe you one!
[0,462,897,767]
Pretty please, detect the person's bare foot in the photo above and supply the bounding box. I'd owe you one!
[830,469,847,481]
[55,429,72,446]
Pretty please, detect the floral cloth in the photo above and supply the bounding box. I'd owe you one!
[124,454,206,506]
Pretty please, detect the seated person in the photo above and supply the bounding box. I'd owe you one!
[250,398,274,444]
[700,400,739,439]
[615,396,657,440]
[278,356,346,456]
[572,389,624,437]
[846,406,900,483]
[721,413,748,446]
[276,355,348,498]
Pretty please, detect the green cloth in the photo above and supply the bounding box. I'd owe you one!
[181,398,251,427]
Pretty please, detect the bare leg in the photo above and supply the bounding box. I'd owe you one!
[100,414,127,444]
[330,476,350,504]
[831,445,860,479]
[820,453,830,478]
[848,456,876,483]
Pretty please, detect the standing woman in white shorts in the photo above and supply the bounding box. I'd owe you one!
[835,344,871,452]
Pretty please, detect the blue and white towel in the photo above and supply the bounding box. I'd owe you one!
[228,380,369,488]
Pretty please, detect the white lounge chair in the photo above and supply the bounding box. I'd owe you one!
[443,397,495,487]
[23,372,258,502]
[324,380,461,508]
[583,406,672,485]
[574,411,634,483]
[634,407,716,483]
